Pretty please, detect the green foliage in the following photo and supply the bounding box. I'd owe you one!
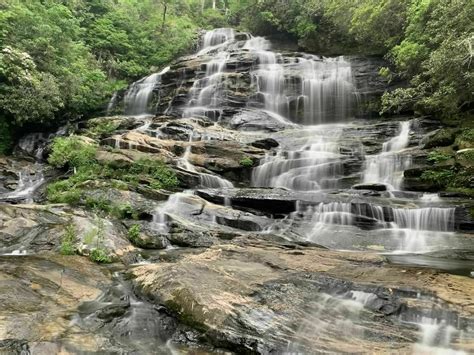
[239,156,254,167]
[89,247,112,263]
[0,116,13,154]
[0,0,207,129]
[427,150,452,164]
[125,159,179,190]
[60,224,76,255]
[48,136,97,169]
[111,203,139,220]
[88,218,112,264]
[85,119,120,139]
[230,0,473,121]
[455,129,474,149]
[128,224,141,244]
[421,169,455,188]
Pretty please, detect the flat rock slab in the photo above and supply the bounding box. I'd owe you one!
[131,238,474,353]
[0,254,111,353]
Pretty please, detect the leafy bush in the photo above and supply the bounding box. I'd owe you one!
[455,129,474,149]
[48,136,97,169]
[427,150,452,164]
[239,157,254,167]
[86,120,120,139]
[421,169,455,188]
[60,224,76,255]
[88,218,112,264]
[128,224,141,244]
[89,248,112,263]
[125,159,178,190]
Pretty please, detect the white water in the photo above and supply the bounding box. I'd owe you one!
[363,121,411,190]
[303,201,456,253]
[124,66,170,115]
[251,125,348,190]
[392,207,456,252]
[245,35,356,125]
[410,316,466,355]
[178,132,234,188]
[1,168,45,202]
[198,28,235,55]
[106,91,118,115]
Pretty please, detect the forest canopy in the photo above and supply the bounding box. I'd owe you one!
[0,0,472,152]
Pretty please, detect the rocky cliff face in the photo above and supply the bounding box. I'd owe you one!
[0,28,473,354]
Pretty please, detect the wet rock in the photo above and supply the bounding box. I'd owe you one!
[0,255,111,351]
[131,238,474,353]
[422,128,458,149]
[250,138,279,150]
[456,148,474,168]
[167,228,217,248]
[226,109,294,132]
[0,339,30,354]
[352,183,388,191]
[95,303,129,321]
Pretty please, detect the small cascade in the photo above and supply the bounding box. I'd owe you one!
[244,35,356,125]
[123,67,170,116]
[183,50,230,120]
[151,192,191,233]
[178,132,234,188]
[106,91,118,115]
[199,173,234,188]
[251,125,348,190]
[1,168,45,202]
[309,202,353,226]
[286,293,376,353]
[392,207,455,252]
[414,317,462,353]
[298,56,356,124]
[392,207,455,232]
[198,28,235,54]
[420,193,441,203]
[302,200,456,252]
[363,121,411,190]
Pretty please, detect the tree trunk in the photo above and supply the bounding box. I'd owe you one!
[161,3,167,32]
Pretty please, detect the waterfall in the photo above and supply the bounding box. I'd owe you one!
[299,56,355,124]
[363,121,411,190]
[106,91,118,115]
[251,125,346,190]
[309,202,353,226]
[1,168,45,202]
[178,132,234,188]
[392,207,455,252]
[198,28,235,54]
[303,200,456,252]
[123,66,170,116]
[392,207,455,232]
[183,50,229,120]
[245,36,356,125]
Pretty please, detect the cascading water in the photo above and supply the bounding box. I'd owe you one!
[245,35,356,125]
[1,168,45,202]
[391,207,456,252]
[198,28,235,55]
[178,132,233,188]
[123,66,170,116]
[363,121,412,190]
[251,125,350,190]
[183,50,229,121]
